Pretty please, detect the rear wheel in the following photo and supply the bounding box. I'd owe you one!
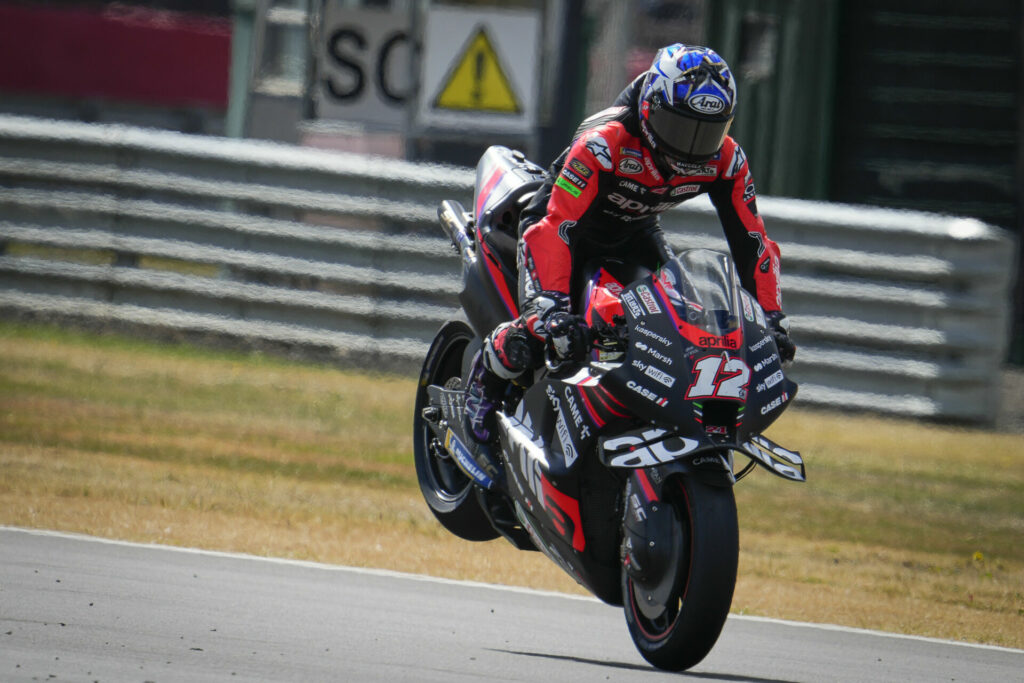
[622,476,738,671]
[413,321,498,541]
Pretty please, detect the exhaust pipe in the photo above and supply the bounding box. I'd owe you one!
[438,200,477,266]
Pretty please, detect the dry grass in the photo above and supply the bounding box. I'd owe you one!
[1,321,1022,649]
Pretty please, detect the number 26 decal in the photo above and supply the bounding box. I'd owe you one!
[685,355,751,400]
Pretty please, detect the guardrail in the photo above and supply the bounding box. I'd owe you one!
[0,115,1016,422]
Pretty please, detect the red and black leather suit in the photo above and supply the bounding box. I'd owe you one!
[484,76,783,380]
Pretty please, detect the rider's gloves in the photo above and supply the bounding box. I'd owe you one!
[766,310,796,362]
[544,311,590,362]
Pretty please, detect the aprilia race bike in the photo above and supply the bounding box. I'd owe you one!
[413,146,805,671]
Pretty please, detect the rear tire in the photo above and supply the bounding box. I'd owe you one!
[622,476,738,671]
[413,320,499,541]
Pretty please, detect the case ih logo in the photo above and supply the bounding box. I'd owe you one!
[627,380,668,406]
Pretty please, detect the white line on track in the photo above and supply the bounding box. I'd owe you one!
[6,525,1021,656]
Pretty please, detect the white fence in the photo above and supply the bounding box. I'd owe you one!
[0,115,1016,423]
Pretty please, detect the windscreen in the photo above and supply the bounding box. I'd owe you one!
[655,250,742,337]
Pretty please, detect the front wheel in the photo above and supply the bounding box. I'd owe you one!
[622,476,738,671]
[413,320,499,542]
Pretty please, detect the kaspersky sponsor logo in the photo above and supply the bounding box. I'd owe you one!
[634,324,671,347]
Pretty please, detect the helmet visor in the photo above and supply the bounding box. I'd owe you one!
[648,105,732,161]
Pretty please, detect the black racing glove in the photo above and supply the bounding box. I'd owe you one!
[543,311,591,362]
[766,311,796,362]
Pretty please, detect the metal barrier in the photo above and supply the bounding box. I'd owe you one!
[0,115,1016,422]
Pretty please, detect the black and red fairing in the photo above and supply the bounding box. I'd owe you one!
[458,147,545,336]
[596,250,795,442]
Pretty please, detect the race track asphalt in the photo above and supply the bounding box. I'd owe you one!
[2,527,1021,682]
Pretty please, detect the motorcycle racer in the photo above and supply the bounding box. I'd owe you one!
[465,43,796,445]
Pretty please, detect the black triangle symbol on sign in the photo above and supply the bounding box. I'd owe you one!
[432,25,521,113]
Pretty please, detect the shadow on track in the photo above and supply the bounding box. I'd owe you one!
[488,648,796,682]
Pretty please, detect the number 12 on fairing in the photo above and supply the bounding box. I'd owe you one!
[685,355,751,400]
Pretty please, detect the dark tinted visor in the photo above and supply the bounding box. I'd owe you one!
[648,106,732,160]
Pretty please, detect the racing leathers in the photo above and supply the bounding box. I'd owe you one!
[464,78,788,444]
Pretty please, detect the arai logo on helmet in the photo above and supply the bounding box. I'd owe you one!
[688,93,726,115]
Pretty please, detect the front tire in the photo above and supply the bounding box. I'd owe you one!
[622,476,738,671]
[413,320,499,541]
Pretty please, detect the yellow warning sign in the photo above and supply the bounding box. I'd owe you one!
[432,26,521,113]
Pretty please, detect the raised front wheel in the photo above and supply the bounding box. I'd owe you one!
[622,476,738,671]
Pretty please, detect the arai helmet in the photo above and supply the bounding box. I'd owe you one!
[638,44,737,170]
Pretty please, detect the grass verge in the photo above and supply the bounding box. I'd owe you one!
[1,320,1021,648]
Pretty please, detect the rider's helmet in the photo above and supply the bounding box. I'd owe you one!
[638,44,737,171]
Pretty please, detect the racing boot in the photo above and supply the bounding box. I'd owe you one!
[464,348,504,444]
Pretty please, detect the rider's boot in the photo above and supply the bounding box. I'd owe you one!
[464,348,504,445]
[462,322,536,477]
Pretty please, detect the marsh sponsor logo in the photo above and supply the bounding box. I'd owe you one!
[754,352,779,372]
[644,364,675,388]
[636,285,661,314]
[621,291,643,318]
[627,380,668,407]
[634,324,671,347]
[635,342,674,366]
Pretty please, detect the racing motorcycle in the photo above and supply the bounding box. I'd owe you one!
[413,146,805,672]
